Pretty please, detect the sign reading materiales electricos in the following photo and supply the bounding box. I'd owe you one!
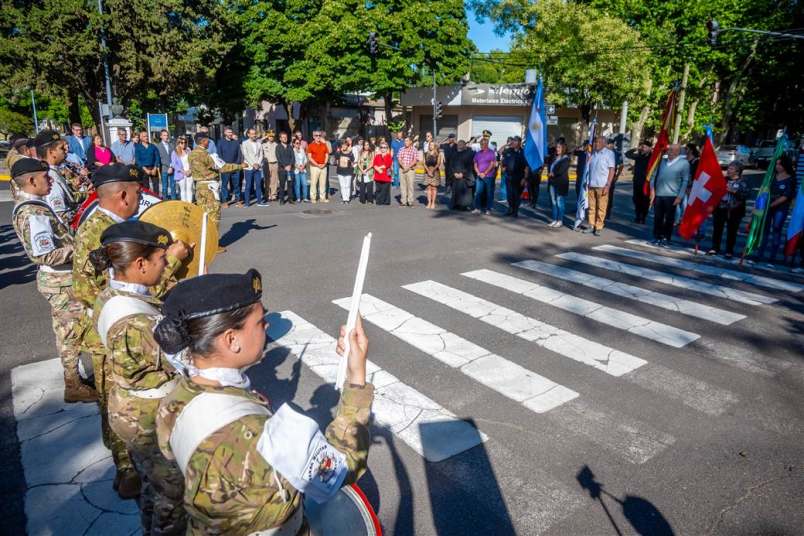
[462,84,530,106]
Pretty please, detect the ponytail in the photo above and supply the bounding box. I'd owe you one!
[89,241,161,276]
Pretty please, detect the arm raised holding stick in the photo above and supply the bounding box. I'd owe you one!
[336,232,372,391]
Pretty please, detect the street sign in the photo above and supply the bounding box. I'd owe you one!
[546,104,556,115]
[547,115,558,125]
[147,113,168,129]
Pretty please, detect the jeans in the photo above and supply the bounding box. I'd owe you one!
[758,206,789,260]
[392,158,400,187]
[474,176,495,211]
[549,185,565,222]
[220,171,241,203]
[244,169,265,206]
[160,171,177,200]
[294,171,308,201]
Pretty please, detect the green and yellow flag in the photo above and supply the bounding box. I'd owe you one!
[742,135,788,257]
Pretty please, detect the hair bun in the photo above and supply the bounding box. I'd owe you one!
[154,315,192,354]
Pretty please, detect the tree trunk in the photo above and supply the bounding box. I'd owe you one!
[718,40,759,145]
[384,91,394,126]
[285,101,296,133]
[629,78,653,145]
[68,93,82,128]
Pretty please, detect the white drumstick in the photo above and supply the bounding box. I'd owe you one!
[336,232,372,391]
[198,212,208,276]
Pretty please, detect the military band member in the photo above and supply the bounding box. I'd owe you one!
[5,137,31,201]
[34,130,86,222]
[10,158,98,402]
[154,271,374,535]
[188,132,245,229]
[91,221,186,535]
[72,163,190,499]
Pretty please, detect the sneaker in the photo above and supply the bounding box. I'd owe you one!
[483,210,490,215]
[256,201,270,207]
[471,209,481,214]
[706,249,717,256]
[582,227,594,234]
[650,239,662,246]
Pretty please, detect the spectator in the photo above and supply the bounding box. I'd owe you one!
[241,128,267,207]
[111,129,135,165]
[650,143,690,245]
[307,131,330,203]
[356,140,375,204]
[472,137,497,215]
[422,141,443,209]
[390,130,405,187]
[373,142,393,205]
[585,136,616,236]
[171,135,193,202]
[451,140,475,211]
[65,122,92,164]
[261,130,279,201]
[218,127,244,207]
[351,137,362,199]
[293,130,308,152]
[134,130,161,192]
[548,141,570,227]
[397,136,419,207]
[605,135,625,219]
[625,140,652,223]
[293,138,309,202]
[757,154,796,262]
[708,161,749,258]
[198,126,217,155]
[335,138,356,204]
[155,129,176,200]
[276,131,295,204]
[85,134,116,171]
[422,131,434,153]
[440,133,458,193]
[501,136,527,218]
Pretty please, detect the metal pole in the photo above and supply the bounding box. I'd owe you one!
[97,0,113,109]
[31,90,39,133]
[98,101,107,145]
[432,69,437,137]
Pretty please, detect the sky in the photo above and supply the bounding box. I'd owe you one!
[467,9,512,52]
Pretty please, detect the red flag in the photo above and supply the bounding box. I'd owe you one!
[678,136,727,240]
[643,90,677,196]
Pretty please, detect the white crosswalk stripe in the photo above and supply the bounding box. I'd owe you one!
[593,244,804,293]
[556,252,777,305]
[405,281,738,416]
[332,295,580,413]
[513,259,746,325]
[462,268,700,348]
[268,311,487,462]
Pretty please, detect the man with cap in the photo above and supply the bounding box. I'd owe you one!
[73,163,190,499]
[10,158,98,403]
[4,136,31,200]
[189,132,246,232]
[501,136,529,217]
[35,129,87,222]
[261,129,279,202]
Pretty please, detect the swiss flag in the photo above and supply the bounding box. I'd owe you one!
[679,136,727,240]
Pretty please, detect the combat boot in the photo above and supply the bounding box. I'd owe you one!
[114,469,141,500]
[63,371,98,403]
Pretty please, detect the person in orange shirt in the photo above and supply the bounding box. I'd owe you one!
[307,131,331,203]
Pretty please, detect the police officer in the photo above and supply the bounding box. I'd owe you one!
[188,132,245,232]
[92,221,186,535]
[73,163,190,499]
[154,271,374,534]
[10,158,97,402]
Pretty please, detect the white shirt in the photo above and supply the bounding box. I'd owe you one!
[293,148,308,169]
[45,166,76,219]
[241,139,264,168]
[587,147,616,188]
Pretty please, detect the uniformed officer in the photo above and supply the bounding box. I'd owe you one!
[72,163,190,499]
[10,158,97,402]
[92,221,186,535]
[188,132,245,229]
[34,130,87,222]
[5,137,30,201]
[154,271,374,535]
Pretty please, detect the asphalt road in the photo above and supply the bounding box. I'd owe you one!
[1,178,803,536]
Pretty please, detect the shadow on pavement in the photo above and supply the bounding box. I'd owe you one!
[220,219,277,247]
[0,224,35,290]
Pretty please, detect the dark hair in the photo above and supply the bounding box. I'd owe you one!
[777,154,794,176]
[89,241,161,276]
[685,143,700,158]
[154,303,255,355]
[36,141,61,159]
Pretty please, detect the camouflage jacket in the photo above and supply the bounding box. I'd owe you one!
[73,209,181,308]
[45,165,86,222]
[12,192,74,270]
[156,377,374,535]
[188,146,241,183]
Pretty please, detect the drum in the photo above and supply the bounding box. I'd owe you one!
[304,484,382,536]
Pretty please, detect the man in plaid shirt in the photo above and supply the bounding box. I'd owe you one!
[397,137,419,207]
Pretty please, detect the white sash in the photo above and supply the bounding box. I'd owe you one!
[169,392,269,474]
[97,295,160,347]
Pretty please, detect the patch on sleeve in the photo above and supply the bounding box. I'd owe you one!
[28,214,56,257]
[47,190,67,212]
[301,434,348,499]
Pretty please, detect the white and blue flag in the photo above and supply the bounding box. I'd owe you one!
[524,79,547,171]
[574,119,597,228]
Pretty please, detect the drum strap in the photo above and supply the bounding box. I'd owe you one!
[97,296,160,347]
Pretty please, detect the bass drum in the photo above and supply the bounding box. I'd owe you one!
[70,188,161,230]
[304,484,382,536]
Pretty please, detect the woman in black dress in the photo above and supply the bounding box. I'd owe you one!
[548,142,570,227]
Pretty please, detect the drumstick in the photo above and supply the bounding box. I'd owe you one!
[198,212,208,276]
[336,232,372,391]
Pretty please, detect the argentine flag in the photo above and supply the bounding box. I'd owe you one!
[525,79,547,170]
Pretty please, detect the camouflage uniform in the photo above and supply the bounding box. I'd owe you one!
[46,164,86,223]
[156,377,374,535]
[188,146,241,226]
[11,191,93,400]
[73,208,182,472]
[4,149,26,200]
[95,287,186,535]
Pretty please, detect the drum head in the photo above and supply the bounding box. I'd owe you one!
[304,484,381,536]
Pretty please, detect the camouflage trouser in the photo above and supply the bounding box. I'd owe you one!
[195,181,220,226]
[37,271,83,376]
[81,318,133,472]
[109,388,186,535]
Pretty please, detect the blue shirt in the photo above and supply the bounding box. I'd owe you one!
[134,142,161,168]
[218,138,242,164]
[207,138,218,155]
[111,140,136,165]
[390,138,405,156]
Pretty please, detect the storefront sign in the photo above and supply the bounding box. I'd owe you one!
[461,84,529,106]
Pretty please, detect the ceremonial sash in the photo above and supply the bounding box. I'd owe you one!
[97,295,160,347]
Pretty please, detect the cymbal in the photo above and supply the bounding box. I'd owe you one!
[139,200,219,278]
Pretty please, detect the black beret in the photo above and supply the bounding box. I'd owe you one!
[34,129,62,148]
[12,138,29,150]
[11,157,49,178]
[100,221,172,249]
[92,163,141,188]
[162,269,263,322]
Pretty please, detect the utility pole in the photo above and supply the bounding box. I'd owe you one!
[673,63,689,143]
[31,90,39,133]
[432,69,437,137]
[97,0,113,110]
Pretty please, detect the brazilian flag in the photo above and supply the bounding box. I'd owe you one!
[743,135,788,257]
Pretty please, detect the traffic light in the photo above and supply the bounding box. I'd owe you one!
[435,101,444,119]
[707,19,720,45]
[368,32,378,57]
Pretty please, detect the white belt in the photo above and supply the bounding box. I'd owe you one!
[248,504,304,536]
[39,264,72,274]
[126,378,178,399]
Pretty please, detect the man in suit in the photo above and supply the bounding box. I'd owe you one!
[156,129,176,200]
[65,122,92,165]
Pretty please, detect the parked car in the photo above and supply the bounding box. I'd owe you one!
[715,144,750,168]
[749,140,777,168]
